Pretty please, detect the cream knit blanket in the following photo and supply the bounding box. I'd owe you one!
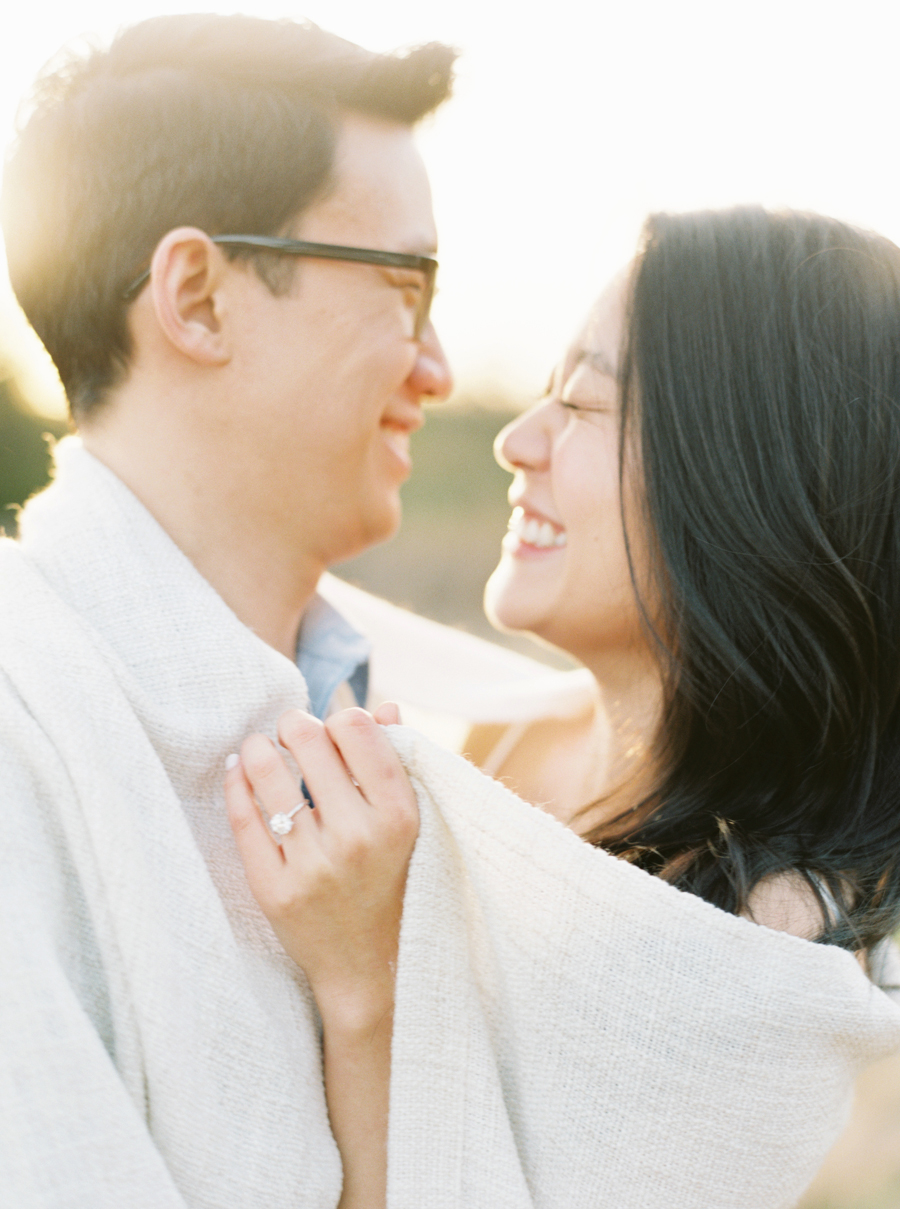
[2,439,900,1208]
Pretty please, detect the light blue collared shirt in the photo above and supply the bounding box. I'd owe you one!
[295,593,370,720]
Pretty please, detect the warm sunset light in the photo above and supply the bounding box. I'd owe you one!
[6,10,900,1206]
[3,0,900,415]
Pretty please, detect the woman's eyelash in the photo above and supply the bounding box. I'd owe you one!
[559,399,609,413]
[532,392,608,414]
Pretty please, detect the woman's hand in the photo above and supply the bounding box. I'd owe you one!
[224,702,415,1020]
[224,703,414,1209]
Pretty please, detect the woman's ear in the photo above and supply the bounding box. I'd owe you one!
[147,227,232,366]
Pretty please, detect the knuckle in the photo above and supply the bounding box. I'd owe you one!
[325,707,373,741]
[271,856,335,914]
[374,757,406,789]
[240,735,282,782]
[339,829,370,866]
[400,799,421,834]
[388,808,419,849]
[228,807,258,841]
[373,765,420,821]
[270,885,302,917]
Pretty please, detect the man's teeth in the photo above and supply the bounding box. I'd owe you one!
[509,509,567,549]
[383,429,410,457]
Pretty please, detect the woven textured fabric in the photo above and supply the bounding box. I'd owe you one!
[0,440,341,1208]
[3,438,900,1207]
[386,725,900,1209]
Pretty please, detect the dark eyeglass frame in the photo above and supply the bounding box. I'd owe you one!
[123,234,438,339]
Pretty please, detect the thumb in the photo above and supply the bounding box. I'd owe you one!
[372,701,401,726]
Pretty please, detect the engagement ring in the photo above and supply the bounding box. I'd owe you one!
[268,801,307,837]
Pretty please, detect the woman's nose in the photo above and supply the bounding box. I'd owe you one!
[494,397,555,473]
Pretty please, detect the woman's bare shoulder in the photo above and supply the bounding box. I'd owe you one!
[461,722,514,770]
[744,873,826,940]
[462,709,608,827]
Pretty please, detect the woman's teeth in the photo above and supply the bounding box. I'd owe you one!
[509,507,567,549]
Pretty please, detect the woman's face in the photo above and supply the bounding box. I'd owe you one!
[484,273,650,668]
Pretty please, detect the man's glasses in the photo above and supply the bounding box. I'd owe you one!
[123,234,438,339]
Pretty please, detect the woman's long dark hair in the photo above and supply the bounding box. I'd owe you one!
[593,207,900,952]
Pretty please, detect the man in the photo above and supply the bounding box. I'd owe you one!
[0,15,453,1206]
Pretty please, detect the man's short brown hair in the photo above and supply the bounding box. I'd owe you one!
[1,15,455,417]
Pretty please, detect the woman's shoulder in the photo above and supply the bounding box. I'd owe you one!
[462,719,534,778]
[744,873,828,941]
[462,707,610,826]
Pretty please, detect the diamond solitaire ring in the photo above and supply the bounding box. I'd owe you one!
[268,801,307,837]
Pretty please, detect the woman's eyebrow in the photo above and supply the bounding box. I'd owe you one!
[583,348,618,377]
[554,348,618,396]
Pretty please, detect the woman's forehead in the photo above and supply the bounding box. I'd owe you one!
[554,269,629,387]
[585,272,629,354]
[545,266,632,397]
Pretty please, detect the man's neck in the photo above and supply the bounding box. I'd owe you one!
[81,428,321,660]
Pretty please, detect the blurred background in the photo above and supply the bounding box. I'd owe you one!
[3,3,900,1201]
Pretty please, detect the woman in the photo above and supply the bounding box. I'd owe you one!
[473,205,900,949]
[225,207,900,1207]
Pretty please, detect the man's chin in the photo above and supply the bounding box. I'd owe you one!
[369,494,403,543]
[334,504,402,566]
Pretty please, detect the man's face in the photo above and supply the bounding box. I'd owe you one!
[222,112,453,573]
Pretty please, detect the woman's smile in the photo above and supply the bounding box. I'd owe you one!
[502,505,568,555]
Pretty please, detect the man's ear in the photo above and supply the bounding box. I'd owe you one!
[147,228,232,366]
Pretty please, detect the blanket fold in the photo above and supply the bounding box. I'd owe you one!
[2,441,341,1208]
[387,726,900,1209]
[2,438,898,1209]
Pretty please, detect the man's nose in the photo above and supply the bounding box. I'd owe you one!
[409,323,453,401]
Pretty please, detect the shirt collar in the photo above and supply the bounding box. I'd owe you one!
[296,592,371,720]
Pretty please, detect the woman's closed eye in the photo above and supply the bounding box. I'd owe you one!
[557,358,618,418]
[529,390,613,419]
[557,388,618,422]
[559,396,613,416]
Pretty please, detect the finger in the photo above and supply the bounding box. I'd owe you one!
[224,755,288,900]
[239,732,316,845]
[372,701,401,726]
[323,709,418,829]
[276,709,369,828]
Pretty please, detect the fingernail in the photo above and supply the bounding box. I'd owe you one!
[225,753,240,771]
